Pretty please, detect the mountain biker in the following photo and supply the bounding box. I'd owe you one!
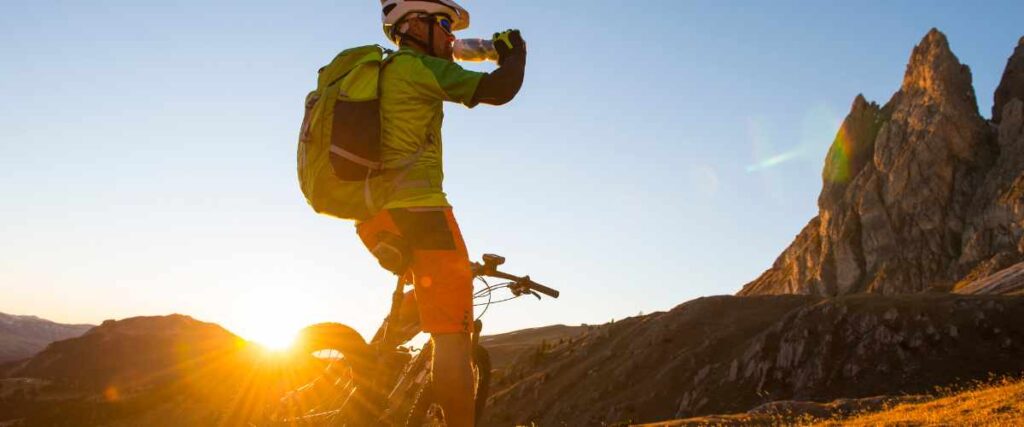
[356,1,527,425]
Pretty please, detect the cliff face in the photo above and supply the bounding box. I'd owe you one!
[993,37,1024,123]
[740,29,1024,296]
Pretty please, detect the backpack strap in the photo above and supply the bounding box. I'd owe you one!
[362,48,425,214]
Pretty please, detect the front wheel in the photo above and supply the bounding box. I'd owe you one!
[269,323,378,425]
[404,344,492,427]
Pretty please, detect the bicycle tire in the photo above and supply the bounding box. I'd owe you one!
[268,323,377,425]
[473,345,491,424]
[402,344,492,427]
[296,323,372,360]
[296,322,377,390]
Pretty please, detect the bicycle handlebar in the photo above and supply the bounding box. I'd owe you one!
[470,258,560,299]
[523,278,560,299]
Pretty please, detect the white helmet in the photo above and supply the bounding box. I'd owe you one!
[380,0,470,42]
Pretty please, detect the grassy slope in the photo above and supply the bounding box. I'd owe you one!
[636,378,1024,426]
[826,378,1024,426]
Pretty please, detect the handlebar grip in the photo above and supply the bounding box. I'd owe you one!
[526,279,559,299]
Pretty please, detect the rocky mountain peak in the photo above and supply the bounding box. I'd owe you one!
[899,29,977,111]
[740,30,1024,297]
[993,35,1024,123]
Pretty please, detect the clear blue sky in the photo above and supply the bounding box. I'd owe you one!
[2,1,1023,343]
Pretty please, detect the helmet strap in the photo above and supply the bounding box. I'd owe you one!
[393,15,438,58]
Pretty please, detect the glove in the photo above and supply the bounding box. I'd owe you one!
[493,29,526,66]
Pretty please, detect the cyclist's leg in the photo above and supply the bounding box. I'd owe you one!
[431,332,474,427]
[356,207,474,332]
[387,207,475,426]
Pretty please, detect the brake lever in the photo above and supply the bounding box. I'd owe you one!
[509,284,524,296]
[507,282,541,300]
[508,282,527,297]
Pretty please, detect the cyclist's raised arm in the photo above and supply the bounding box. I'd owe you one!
[471,30,526,106]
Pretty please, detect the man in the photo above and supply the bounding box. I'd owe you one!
[356,1,526,425]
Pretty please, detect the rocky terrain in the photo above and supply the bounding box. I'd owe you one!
[954,259,1024,295]
[740,30,1024,297]
[481,294,1024,426]
[0,312,92,363]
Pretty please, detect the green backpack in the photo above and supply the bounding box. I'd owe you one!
[297,45,398,221]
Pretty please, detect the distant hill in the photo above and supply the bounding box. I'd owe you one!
[0,314,323,426]
[0,312,93,363]
[481,324,587,372]
[6,314,241,390]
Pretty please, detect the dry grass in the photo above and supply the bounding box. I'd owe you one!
[814,377,1024,426]
[635,378,1024,427]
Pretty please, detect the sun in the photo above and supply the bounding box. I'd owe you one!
[247,322,300,350]
[226,290,310,351]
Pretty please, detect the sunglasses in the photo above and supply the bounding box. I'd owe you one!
[434,15,453,34]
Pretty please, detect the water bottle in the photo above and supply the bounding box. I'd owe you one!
[452,38,499,63]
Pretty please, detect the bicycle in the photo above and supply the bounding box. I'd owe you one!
[262,253,559,426]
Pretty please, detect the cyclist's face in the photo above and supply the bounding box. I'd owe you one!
[404,15,454,60]
[430,15,455,60]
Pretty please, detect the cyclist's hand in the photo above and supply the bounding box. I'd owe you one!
[494,29,526,66]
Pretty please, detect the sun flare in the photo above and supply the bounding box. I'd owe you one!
[248,323,299,350]
[227,290,313,350]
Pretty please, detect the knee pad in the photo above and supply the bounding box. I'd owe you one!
[371,231,412,276]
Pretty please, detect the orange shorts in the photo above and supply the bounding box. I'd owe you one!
[356,207,473,335]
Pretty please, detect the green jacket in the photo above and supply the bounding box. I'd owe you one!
[379,46,484,209]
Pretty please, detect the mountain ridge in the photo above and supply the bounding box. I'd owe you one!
[0,312,93,364]
[5,313,243,391]
[0,313,326,426]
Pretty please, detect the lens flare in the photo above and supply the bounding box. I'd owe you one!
[745,149,803,173]
[824,125,854,183]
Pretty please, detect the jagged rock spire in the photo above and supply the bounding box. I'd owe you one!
[993,36,1024,123]
[900,29,978,111]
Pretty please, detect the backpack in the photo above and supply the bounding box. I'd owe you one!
[297,45,400,221]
